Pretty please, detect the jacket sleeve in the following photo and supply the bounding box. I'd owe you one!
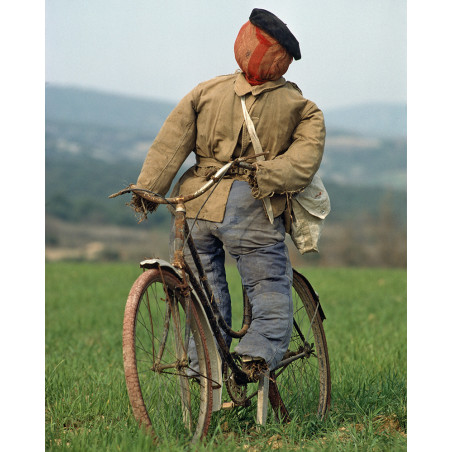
[251,101,325,198]
[136,88,198,197]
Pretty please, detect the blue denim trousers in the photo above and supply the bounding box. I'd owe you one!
[171,180,293,371]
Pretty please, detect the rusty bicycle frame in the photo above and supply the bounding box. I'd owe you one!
[110,154,323,424]
[111,156,257,382]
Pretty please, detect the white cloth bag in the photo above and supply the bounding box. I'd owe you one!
[290,173,330,254]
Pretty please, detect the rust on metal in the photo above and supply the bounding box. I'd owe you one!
[268,372,291,422]
[172,204,186,268]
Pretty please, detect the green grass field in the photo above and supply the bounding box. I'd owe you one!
[45,263,406,451]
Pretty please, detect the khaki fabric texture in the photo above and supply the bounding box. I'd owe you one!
[136,72,325,223]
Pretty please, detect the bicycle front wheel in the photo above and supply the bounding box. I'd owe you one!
[122,268,213,443]
[269,269,331,421]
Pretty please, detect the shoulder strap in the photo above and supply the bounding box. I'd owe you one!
[240,96,274,223]
[241,97,265,159]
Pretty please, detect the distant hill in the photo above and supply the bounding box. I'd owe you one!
[45,85,175,135]
[46,84,406,139]
[324,103,407,138]
[45,84,406,230]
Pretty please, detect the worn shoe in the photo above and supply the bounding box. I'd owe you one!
[241,355,268,382]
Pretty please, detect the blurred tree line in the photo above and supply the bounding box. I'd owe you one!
[45,149,406,267]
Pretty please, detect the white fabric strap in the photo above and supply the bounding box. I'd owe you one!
[240,96,274,224]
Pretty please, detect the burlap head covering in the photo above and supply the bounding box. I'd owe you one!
[234,20,293,86]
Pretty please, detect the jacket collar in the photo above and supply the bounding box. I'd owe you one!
[234,72,286,97]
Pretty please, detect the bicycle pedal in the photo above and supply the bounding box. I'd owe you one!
[221,401,236,410]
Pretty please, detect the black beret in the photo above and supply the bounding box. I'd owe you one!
[249,8,301,60]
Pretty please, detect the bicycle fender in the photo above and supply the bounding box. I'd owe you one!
[140,258,182,277]
[293,269,326,321]
[139,259,224,412]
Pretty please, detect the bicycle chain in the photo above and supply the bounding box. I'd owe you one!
[224,360,250,407]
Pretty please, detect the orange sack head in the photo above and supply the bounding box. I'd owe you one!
[234,9,301,86]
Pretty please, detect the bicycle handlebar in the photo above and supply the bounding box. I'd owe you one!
[109,154,264,205]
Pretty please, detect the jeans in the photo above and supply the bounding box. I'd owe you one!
[170,180,293,371]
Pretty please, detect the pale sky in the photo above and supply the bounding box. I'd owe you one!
[45,0,407,110]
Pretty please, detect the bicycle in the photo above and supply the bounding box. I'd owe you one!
[110,155,331,443]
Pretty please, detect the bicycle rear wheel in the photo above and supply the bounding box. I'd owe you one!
[269,269,331,421]
[122,268,213,442]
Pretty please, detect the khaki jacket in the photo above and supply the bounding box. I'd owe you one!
[136,72,325,222]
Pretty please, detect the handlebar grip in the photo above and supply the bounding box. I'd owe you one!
[237,161,256,171]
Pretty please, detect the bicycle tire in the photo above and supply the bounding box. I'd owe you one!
[268,269,331,421]
[122,268,213,442]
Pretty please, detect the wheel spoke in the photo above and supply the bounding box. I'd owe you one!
[122,269,213,442]
[268,271,331,421]
[154,296,172,367]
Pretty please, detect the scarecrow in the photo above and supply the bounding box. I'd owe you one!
[131,9,325,378]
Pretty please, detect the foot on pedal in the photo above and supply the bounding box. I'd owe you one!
[241,355,268,382]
